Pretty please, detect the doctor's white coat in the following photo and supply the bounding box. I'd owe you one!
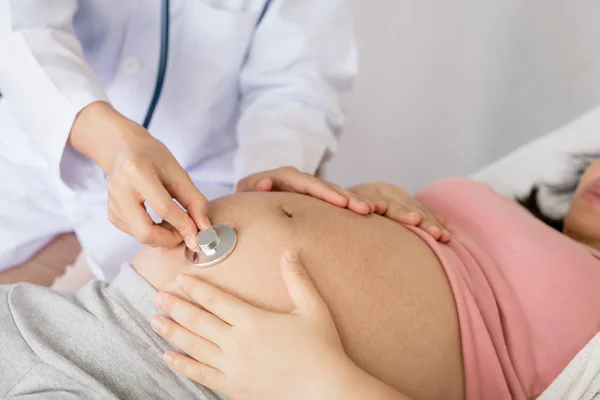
[0,0,357,279]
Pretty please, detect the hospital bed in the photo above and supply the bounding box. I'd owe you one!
[473,106,600,219]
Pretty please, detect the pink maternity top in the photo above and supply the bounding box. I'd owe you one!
[409,178,600,400]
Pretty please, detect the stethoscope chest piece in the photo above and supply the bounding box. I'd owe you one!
[184,224,237,268]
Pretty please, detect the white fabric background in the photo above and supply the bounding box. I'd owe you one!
[325,0,600,192]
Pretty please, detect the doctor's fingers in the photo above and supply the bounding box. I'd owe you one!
[162,169,211,232]
[323,181,374,214]
[267,169,372,214]
[107,194,131,235]
[134,172,202,251]
[114,188,182,247]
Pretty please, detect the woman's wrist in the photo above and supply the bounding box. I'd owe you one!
[68,101,150,173]
[308,354,362,400]
[317,356,412,400]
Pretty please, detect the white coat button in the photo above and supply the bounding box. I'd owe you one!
[121,56,142,75]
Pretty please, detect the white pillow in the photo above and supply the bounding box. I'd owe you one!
[472,106,600,219]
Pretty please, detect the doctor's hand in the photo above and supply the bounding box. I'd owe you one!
[69,101,210,250]
[349,182,450,242]
[152,251,358,400]
[237,166,374,215]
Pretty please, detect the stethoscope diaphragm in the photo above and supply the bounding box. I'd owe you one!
[184,224,237,268]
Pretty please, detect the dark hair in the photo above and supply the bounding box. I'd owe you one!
[516,152,600,231]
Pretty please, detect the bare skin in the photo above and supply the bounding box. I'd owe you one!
[0,233,80,285]
[71,103,372,250]
[0,165,382,285]
[564,157,600,250]
[142,157,600,400]
[132,191,465,400]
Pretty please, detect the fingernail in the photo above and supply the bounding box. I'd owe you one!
[356,195,369,204]
[163,352,174,367]
[285,251,298,262]
[428,226,441,235]
[408,212,420,218]
[204,216,211,228]
[151,316,164,331]
[184,236,198,251]
[154,293,166,308]
[175,275,185,288]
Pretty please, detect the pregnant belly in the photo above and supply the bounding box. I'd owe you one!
[138,192,465,400]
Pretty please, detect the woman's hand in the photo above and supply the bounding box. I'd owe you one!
[151,251,353,400]
[349,182,450,242]
[69,101,209,250]
[237,166,374,215]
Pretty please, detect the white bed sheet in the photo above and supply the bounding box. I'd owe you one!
[472,105,600,219]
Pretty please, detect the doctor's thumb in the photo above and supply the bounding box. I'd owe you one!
[169,175,211,231]
[281,250,324,314]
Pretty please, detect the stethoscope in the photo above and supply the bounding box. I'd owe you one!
[144,0,274,267]
[142,0,273,129]
[142,0,171,129]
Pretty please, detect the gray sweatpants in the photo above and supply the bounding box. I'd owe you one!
[0,264,226,400]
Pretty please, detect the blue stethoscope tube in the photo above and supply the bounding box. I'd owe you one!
[142,0,170,129]
[142,0,273,130]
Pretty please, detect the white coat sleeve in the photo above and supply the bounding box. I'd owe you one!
[234,0,358,182]
[0,1,108,184]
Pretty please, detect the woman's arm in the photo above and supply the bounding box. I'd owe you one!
[151,250,414,400]
[332,363,414,400]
